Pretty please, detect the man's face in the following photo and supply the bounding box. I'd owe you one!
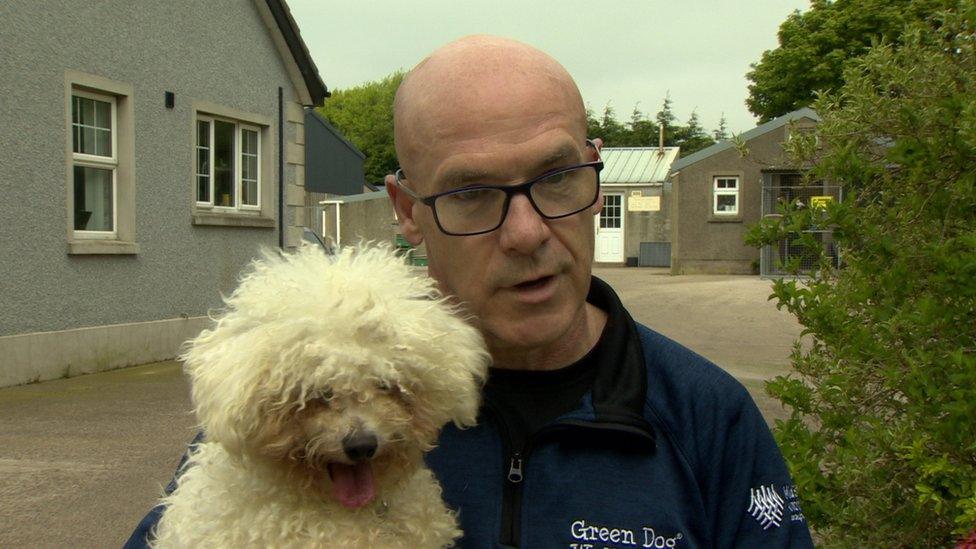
[395,76,600,357]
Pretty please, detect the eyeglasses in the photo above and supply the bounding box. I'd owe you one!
[394,140,604,236]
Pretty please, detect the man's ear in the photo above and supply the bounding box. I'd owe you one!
[386,174,424,245]
[588,137,604,215]
[590,186,603,216]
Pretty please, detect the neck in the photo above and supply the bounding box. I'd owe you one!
[489,302,607,371]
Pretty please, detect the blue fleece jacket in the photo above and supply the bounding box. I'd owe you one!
[125,277,814,548]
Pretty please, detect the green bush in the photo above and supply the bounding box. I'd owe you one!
[746,4,976,546]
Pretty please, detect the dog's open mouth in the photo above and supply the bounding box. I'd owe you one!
[327,462,376,509]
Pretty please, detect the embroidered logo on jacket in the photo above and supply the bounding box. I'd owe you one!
[569,519,684,548]
[747,484,786,529]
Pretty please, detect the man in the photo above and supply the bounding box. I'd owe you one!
[128,36,814,547]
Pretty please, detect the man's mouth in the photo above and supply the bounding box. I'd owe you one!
[514,275,554,291]
[328,461,376,509]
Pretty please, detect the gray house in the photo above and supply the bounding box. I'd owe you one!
[0,0,331,387]
[667,108,833,275]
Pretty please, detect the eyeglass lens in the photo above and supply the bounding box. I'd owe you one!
[432,165,598,235]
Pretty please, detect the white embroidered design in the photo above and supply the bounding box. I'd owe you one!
[747,484,786,530]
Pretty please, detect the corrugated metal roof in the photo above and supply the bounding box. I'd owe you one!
[600,147,680,184]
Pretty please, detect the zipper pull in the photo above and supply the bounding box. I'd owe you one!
[507,453,523,483]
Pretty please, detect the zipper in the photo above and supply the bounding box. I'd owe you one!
[507,453,524,483]
[487,394,571,549]
[487,403,655,548]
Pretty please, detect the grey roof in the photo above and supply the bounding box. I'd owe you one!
[600,147,680,184]
[669,107,820,174]
[266,0,329,104]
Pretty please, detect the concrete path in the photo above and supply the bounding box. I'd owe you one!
[0,268,802,548]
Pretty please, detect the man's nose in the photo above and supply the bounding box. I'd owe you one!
[498,193,550,253]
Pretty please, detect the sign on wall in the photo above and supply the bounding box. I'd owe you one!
[810,196,834,209]
[628,195,661,212]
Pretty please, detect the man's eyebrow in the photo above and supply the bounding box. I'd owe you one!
[537,143,582,170]
[438,167,491,189]
[435,142,583,190]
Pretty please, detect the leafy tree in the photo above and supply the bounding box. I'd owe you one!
[585,97,716,155]
[746,0,955,122]
[746,4,976,545]
[672,110,716,156]
[655,92,677,131]
[316,71,404,185]
[713,114,729,141]
[628,105,659,146]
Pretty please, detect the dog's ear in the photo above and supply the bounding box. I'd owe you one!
[181,328,271,457]
[446,348,491,429]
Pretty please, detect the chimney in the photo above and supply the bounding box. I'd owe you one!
[658,124,665,155]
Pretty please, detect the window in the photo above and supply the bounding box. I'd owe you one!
[65,71,137,254]
[600,194,622,228]
[196,116,261,210]
[713,176,739,215]
[71,91,117,237]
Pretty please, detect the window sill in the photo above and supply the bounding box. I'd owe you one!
[68,240,140,255]
[192,212,275,228]
[708,216,743,223]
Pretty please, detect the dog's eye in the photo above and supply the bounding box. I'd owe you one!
[317,388,334,401]
[377,380,397,393]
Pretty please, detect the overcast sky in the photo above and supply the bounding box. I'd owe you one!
[288,0,809,135]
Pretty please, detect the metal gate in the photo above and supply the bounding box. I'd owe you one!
[760,173,843,278]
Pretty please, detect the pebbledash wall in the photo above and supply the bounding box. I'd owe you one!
[0,0,325,386]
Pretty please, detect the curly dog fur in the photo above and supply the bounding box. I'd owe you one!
[152,244,489,548]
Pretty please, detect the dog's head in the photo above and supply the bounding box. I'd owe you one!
[181,244,489,508]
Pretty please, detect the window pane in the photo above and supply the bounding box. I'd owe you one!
[242,129,258,155]
[96,128,111,156]
[214,121,235,206]
[198,175,210,202]
[80,127,95,154]
[197,148,210,176]
[73,166,114,231]
[242,179,258,206]
[716,194,737,213]
[95,100,111,128]
[78,97,95,126]
[197,120,210,147]
[72,95,112,157]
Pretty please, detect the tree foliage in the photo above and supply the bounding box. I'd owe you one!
[746,0,956,122]
[316,71,404,185]
[746,4,976,545]
[586,96,719,156]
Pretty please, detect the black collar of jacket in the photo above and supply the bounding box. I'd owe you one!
[581,276,656,449]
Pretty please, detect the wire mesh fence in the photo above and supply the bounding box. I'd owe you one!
[760,173,844,278]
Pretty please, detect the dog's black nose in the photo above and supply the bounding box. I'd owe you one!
[342,432,378,462]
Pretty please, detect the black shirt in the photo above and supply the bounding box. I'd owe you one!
[483,306,622,453]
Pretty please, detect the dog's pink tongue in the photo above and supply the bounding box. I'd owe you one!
[329,462,376,509]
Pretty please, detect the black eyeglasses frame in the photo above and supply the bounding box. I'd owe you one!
[394,140,604,236]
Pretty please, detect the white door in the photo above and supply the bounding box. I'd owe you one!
[594,193,624,262]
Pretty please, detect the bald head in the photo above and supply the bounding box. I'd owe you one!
[393,36,587,187]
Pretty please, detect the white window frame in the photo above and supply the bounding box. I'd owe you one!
[195,116,261,212]
[713,176,739,216]
[71,89,118,240]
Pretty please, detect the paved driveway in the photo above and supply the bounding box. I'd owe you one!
[0,268,801,548]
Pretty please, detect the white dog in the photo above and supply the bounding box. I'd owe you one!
[152,244,489,548]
